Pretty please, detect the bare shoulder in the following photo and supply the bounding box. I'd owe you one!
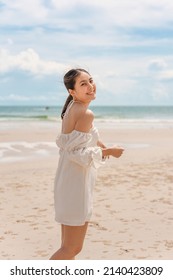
[73,104,94,132]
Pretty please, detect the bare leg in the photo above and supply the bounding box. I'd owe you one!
[50,222,88,260]
[60,224,75,260]
[61,224,65,246]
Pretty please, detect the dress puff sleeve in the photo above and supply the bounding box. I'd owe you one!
[56,129,105,169]
[68,146,105,169]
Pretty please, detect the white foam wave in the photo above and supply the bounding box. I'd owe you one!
[0,141,57,163]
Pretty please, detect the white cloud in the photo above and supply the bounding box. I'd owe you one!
[104,0,173,28]
[6,38,14,45]
[1,0,173,58]
[147,58,173,81]
[1,0,173,29]
[148,59,167,71]
[0,48,68,76]
[0,93,32,101]
[0,93,62,103]
[1,0,173,105]
[159,70,173,80]
[49,0,173,29]
[0,0,48,24]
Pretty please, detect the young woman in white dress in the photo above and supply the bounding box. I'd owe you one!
[50,68,124,260]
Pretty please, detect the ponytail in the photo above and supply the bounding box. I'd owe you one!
[61,94,73,119]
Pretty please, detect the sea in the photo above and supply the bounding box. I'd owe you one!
[0,105,173,124]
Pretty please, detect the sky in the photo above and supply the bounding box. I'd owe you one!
[0,0,173,106]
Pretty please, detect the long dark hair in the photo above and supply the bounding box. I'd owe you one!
[61,68,90,119]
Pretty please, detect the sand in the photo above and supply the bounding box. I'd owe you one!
[0,120,173,259]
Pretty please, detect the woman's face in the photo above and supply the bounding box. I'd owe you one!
[69,72,96,104]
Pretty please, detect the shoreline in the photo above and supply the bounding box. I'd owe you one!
[1,120,172,164]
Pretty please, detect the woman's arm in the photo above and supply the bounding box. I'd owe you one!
[97,140,110,159]
[97,139,106,149]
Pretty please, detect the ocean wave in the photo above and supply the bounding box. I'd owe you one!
[0,141,57,163]
[1,105,173,123]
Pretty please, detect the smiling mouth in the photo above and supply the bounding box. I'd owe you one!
[87,91,95,95]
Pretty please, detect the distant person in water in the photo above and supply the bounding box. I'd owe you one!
[50,68,124,260]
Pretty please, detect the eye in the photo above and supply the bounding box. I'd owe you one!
[89,78,94,84]
[81,82,87,86]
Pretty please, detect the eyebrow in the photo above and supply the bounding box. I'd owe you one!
[79,78,93,84]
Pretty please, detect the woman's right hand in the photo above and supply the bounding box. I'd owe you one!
[102,146,124,158]
[109,146,124,158]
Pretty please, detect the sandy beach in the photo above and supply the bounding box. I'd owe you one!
[0,120,173,260]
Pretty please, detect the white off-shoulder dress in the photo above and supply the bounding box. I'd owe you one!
[54,126,105,226]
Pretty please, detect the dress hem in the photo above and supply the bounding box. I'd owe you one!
[55,219,90,226]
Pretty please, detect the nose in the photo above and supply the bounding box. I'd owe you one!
[88,82,94,91]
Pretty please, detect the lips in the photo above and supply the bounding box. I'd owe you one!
[87,90,95,95]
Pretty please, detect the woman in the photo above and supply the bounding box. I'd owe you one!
[50,68,124,260]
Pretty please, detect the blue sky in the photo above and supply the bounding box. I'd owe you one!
[0,0,173,106]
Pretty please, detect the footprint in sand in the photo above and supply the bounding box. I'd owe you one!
[90,221,107,231]
[16,219,27,223]
[4,230,13,235]
[165,240,173,249]
[34,250,49,257]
